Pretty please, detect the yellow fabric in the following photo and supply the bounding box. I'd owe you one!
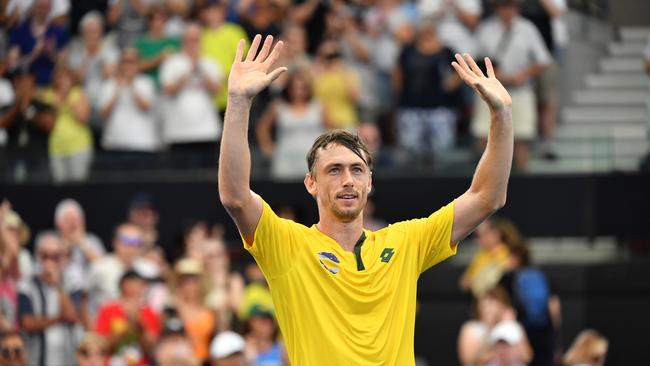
[238,282,274,321]
[200,24,249,111]
[42,87,92,156]
[243,199,457,365]
[313,69,360,129]
[463,244,510,296]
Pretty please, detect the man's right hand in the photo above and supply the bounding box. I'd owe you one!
[227,34,287,100]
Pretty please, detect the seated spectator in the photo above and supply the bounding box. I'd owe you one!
[562,329,608,366]
[0,66,52,181]
[41,65,93,183]
[75,332,107,366]
[173,258,216,363]
[256,70,327,180]
[312,39,361,130]
[160,23,223,168]
[95,270,161,366]
[107,0,150,48]
[471,0,550,171]
[98,48,161,163]
[126,193,160,250]
[486,320,531,366]
[175,220,209,263]
[200,0,249,113]
[393,21,460,160]
[209,331,247,366]
[155,325,200,366]
[243,304,287,366]
[17,232,79,366]
[6,0,69,87]
[238,263,273,323]
[135,5,180,87]
[459,218,518,296]
[66,11,119,138]
[0,330,28,366]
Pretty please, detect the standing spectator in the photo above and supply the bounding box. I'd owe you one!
[4,0,70,27]
[472,0,550,170]
[0,331,28,366]
[0,67,53,181]
[17,232,79,366]
[272,24,312,92]
[94,270,161,366]
[256,70,327,180]
[98,47,160,165]
[312,39,360,130]
[173,258,216,364]
[417,0,481,56]
[209,331,247,366]
[135,5,180,87]
[66,11,119,141]
[107,0,150,48]
[200,0,249,113]
[160,23,223,168]
[393,22,460,160]
[562,329,608,366]
[164,0,192,38]
[6,0,69,87]
[41,65,93,183]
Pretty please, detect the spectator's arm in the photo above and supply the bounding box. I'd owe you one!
[162,77,187,96]
[201,74,221,95]
[343,25,370,63]
[131,81,152,111]
[450,54,513,244]
[392,65,403,94]
[345,70,360,102]
[548,295,562,330]
[71,91,91,124]
[19,293,62,332]
[107,0,122,26]
[255,101,278,158]
[58,286,78,323]
[289,0,320,24]
[540,0,565,18]
[0,104,20,129]
[99,84,120,119]
[33,107,57,132]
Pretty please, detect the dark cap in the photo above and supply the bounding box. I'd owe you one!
[249,304,274,319]
[119,269,145,287]
[128,193,155,211]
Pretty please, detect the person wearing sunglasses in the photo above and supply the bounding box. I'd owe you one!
[0,331,27,366]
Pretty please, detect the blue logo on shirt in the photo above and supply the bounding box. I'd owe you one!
[317,251,340,274]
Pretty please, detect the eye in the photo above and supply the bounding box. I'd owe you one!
[328,167,340,174]
[352,166,363,174]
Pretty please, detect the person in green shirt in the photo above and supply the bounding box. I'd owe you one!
[135,5,180,87]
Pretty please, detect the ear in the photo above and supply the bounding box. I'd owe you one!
[304,172,317,197]
[367,171,373,194]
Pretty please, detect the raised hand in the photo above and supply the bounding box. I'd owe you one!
[228,34,287,99]
[452,53,512,111]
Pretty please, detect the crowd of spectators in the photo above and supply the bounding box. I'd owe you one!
[0,0,570,183]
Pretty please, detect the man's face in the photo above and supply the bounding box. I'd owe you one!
[212,353,247,366]
[114,225,144,263]
[496,3,519,22]
[0,335,27,366]
[120,277,146,301]
[37,238,63,281]
[305,143,372,223]
[57,208,83,237]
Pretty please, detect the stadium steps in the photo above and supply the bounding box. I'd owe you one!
[608,41,646,56]
[573,89,646,105]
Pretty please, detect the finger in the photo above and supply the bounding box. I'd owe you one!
[485,57,496,79]
[463,53,485,77]
[262,40,284,68]
[264,67,288,84]
[454,53,475,78]
[245,34,262,61]
[234,39,245,63]
[451,61,472,84]
[255,35,274,63]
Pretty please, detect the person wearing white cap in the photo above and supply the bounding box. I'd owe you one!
[486,320,532,366]
[209,331,247,366]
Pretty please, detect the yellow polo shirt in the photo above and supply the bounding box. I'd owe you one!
[243,199,457,365]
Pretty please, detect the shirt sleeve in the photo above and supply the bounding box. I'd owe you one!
[94,306,111,336]
[133,76,156,103]
[527,23,552,66]
[241,199,300,280]
[17,293,34,317]
[98,80,116,109]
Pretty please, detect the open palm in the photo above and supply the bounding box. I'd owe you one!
[452,53,512,110]
[228,34,287,99]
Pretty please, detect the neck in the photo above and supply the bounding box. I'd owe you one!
[316,213,364,252]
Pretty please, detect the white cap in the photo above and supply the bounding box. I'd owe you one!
[209,331,245,359]
[489,321,524,345]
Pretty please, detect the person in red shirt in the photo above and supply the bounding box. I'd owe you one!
[95,270,160,365]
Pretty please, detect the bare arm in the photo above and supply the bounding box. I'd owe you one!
[255,101,278,158]
[218,35,287,243]
[289,0,320,24]
[450,54,513,244]
[131,83,152,111]
[71,92,91,124]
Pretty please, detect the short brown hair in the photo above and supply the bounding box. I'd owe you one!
[306,130,372,174]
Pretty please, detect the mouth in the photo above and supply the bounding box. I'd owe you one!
[336,192,358,202]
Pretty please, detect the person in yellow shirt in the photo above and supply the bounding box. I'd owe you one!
[218,34,514,365]
[41,65,93,183]
[199,0,249,112]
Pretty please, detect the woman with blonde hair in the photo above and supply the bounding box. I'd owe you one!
[563,329,608,366]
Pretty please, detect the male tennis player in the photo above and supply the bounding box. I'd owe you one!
[218,34,513,365]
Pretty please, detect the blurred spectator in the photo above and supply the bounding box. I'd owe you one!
[200,0,249,112]
[66,11,119,139]
[393,22,460,160]
[243,304,286,365]
[155,328,200,366]
[135,4,180,87]
[562,329,608,366]
[160,23,223,168]
[87,222,148,316]
[173,258,216,363]
[312,39,360,130]
[164,0,192,38]
[7,0,69,87]
[0,331,28,366]
[75,332,107,366]
[0,66,53,182]
[94,270,161,366]
[209,331,247,366]
[416,0,481,56]
[107,0,150,48]
[17,232,79,366]
[68,0,109,37]
[357,121,393,168]
[238,263,272,323]
[362,198,387,231]
[459,218,519,296]
[471,0,550,171]
[98,47,161,163]
[176,220,209,262]
[0,201,34,288]
[498,244,561,366]
[237,0,285,40]
[271,24,312,93]
[127,193,159,250]
[202,239,244,331]
[256,70,327,180]
[485,320,531,366]
[5,0,70,27]
[41,65,93,183]
[457,287,531,366]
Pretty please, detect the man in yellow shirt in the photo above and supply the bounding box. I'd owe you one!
[218,35,514,365]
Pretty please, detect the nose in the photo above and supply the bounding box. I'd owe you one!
[341,168,354,187]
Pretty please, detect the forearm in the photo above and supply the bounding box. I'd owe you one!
[0,104,20,128]
[72,100,91,124]
[540,0,564,18]
[132,88,151,111]
[21,315,61,332]
[645,59,650,74]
